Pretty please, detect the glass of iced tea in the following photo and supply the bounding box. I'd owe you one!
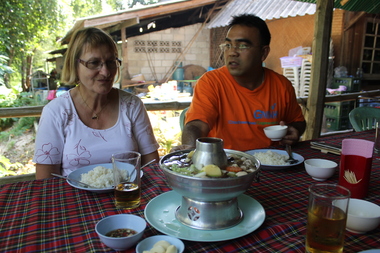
[112,151,141,209]
[306,183,350,253]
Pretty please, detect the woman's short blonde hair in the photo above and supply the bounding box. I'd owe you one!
[61,27,120,85]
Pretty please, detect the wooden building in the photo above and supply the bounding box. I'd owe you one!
[46,0,380,139]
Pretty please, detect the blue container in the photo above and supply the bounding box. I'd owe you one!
[183,83,193,96]
[172,67,184,80]
[177,82,184,93]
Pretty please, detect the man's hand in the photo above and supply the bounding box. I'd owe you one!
[172,120,210,153]
[279,120,306,146]
[170,144,195,153]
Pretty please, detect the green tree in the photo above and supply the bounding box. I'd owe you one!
[70,0,103,18]
[107,0,124,11]
[128,0,160,8]
[0,0,159,92]
[0,0,64,91]
[0,55,14,87]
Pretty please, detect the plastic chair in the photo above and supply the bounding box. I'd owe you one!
[348,107,380,132]
[179,107,189,131]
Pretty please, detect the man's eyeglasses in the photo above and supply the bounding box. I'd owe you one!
[78,58,121,70]
[219,43,252,52]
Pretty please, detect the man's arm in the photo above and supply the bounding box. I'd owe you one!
[289,120,306,137]
[170,120,210,152]
[280,120,307,146]
[181,120,210,148]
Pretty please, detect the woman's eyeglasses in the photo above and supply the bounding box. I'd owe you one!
[78,58,121,70]
[219,43,252,52]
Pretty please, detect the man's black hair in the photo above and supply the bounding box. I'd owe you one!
[228,14,271,46]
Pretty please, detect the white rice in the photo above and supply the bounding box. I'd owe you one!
[80,166,128,188]
[253,151,290,165]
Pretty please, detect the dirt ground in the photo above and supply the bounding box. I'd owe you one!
[0,128,36,175]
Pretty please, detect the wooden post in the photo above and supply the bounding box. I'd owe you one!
[121,24,130,87]
[303,0,334,140]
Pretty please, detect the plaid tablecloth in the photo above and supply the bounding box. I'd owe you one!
[1,130,379,253]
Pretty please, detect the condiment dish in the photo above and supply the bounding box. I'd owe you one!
[95,214,146,251]
[304,158,337,181]
[346,198,380,234]
[263,125,288,141]
[136,235,185,253]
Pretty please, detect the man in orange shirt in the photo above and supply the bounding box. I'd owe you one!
[178,14,306,151]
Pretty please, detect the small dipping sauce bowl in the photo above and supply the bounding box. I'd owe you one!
[95,214,146,251]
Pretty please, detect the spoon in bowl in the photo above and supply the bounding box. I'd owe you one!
[285,144,299,164]
[128,159,156,179]
[51,173,95,188]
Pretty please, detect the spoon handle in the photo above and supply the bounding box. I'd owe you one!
[285,144,298,164]
[51,173,93,188]
[141,159,156,169]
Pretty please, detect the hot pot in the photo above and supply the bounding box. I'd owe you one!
[159,138,261,230]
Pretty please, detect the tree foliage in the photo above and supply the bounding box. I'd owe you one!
[0,0,160,91]
[0,55,14,87]
[128,0,160,8]
[0,1,65,60]
[0,0,65,89]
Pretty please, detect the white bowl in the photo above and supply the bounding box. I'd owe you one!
[263,125,288,141]
[95,214,146,251]
[304,158,337,181]
[136,235,185,253]
[346,198,380,234]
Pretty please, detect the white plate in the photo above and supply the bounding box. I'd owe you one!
[67,163,143,193]
[144,191,266,242]
[358,250,380,253]
[136,235,185,253]
[245,149,304,171]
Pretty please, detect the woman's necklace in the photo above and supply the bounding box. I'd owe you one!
[78,86,110,120]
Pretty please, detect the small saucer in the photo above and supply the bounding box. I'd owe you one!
[144,191,266,242]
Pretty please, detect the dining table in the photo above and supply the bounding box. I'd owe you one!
[1,130,379,253]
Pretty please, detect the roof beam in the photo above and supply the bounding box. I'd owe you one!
[83,0,218,28]
[106,17,140,33]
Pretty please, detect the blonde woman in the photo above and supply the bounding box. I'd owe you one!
[34,27,159,179]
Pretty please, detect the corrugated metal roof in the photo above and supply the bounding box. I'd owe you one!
[206,0,316,28]
[295,0,380,14]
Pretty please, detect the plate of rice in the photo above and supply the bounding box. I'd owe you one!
[245,149,304,171]
[67,163,143,193]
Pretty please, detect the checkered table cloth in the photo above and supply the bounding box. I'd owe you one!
[1,130,379,252]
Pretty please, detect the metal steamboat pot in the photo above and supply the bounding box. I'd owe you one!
[160,138,261,230]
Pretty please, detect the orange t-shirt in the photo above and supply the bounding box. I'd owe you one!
[185,66,305,151]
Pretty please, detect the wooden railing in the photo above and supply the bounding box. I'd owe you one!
[0,100,192,119]
[0,173,36,185]
[1,90,379,119]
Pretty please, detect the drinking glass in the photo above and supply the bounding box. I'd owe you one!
[306,183,350,253]
[112,151,141,209]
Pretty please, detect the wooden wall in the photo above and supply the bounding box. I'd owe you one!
[340,11,366,77]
